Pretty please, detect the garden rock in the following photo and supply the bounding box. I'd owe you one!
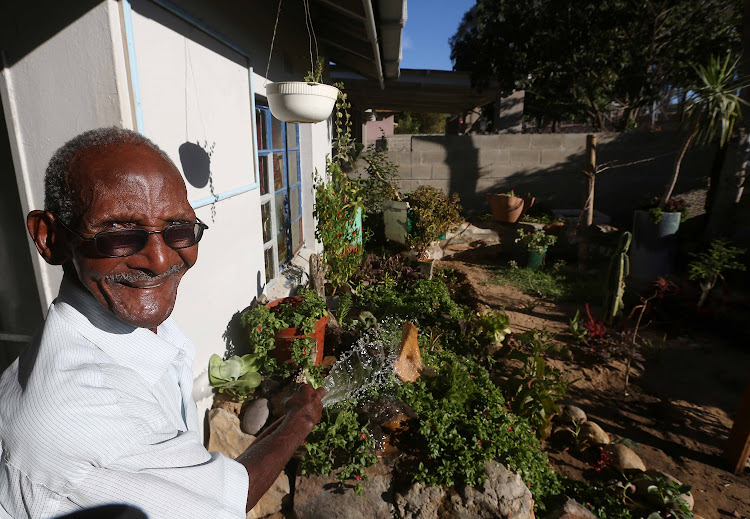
[395,322,422,382]
[451,461,535,519]
[294,463,393,519]
[208,408,255,459]
[605,444,646,472]
[396,484,448,519]
[559,405,587,425]
[397,462,534,519]
[580,422,610,445]
[242,398,269,435]
[632,470,694,511]
[545,497,598,519]
[212,392,243,416]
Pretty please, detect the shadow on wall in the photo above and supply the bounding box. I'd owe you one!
[403,133,713,228]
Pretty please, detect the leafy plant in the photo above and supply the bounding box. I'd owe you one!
[515,228,557,254]
[396,348,561,509]
[688,239,746,307]
[644,197,689,224]
[406,185,463,259]
[208,354,262,401]
[360,144,402,213]
[299,404,378,495]
[473,309,512,347]
[642,474,693,519]
[304,56,325,83]
[663,54,750,206]
[568,309,588,343]
[241,289,327,378]
[313,84,365,293]
[503,330,571,439]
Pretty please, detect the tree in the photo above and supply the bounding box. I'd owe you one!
[450,0,742,130]
[394,112,449,134]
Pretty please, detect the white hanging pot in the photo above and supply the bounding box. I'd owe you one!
[266,82,339,123]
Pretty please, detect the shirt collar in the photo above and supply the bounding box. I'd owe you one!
[53,276,196,385]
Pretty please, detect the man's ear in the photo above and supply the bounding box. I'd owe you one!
[27,211,70,265]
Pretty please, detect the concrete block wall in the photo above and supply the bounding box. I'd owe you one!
[367,132,713,226]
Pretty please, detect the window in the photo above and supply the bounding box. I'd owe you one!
[256,105,303,283]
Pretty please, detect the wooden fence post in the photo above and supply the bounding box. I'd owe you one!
[584,134,597,227]
[724,378,750,474]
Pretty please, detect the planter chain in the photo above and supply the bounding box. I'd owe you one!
[264,0,283,88]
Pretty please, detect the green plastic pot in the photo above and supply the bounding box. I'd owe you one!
[526,248,547,269]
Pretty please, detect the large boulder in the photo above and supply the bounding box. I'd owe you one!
[293,463,394,519]
[453,462,535,519]
[396,484,448,519]
[632,470,694,511]
[397,462,535,519]
[394,322,422,382]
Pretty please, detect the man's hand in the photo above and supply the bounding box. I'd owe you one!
[236,384,325,512]
[283,384,325,433]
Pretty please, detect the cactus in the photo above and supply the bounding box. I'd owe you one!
[603,231,632,324]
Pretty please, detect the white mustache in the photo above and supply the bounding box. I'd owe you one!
[105,264,185,283]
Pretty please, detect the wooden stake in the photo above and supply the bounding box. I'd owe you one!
[584,134,597,227]
[724,378,750,474]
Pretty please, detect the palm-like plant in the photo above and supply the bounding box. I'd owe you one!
[662,54,750,206]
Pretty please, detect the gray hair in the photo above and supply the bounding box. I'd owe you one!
[44,127,174,224]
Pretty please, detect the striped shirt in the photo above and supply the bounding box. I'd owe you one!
[0,278,248,518]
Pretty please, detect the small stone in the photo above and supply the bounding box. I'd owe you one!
[546,497,598,519]
[559,405,587,424]
[321,355,337,369]
[394,322,422,382]
[606,444,646,472]
[242,398,269,435]
[208,408,255,459]
[580,421,610,445]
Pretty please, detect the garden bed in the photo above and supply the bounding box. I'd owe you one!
[439,256,750,519]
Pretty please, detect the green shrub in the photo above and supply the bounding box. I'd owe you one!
[396,348,561,511]
[299,404,378,495]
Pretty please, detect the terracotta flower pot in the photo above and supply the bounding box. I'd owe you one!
[486,194,534,223]
[265,296,328,366]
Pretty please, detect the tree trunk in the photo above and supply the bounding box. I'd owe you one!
[584,135,597,227]
[662,131,695,206]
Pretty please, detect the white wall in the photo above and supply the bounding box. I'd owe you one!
[0,0,132,311]
[129,1,265,393]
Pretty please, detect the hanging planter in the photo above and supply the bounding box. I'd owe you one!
[266,81,339,123]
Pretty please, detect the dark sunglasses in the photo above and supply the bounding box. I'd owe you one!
[56,217,209,258]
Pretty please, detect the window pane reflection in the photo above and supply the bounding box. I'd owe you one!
[259,156,269,195]
[273,154,284,191]
[261,202,272,243]
[288,151,299,184]
[287,124,298,148]
[271,117,283,149]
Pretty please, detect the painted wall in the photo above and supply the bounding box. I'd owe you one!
[0,0,132,312]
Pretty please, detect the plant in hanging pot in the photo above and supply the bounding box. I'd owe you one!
[486,189,535,223]
[241,288,328,379]
[266,53,339,123]
[515,228,557,269]
[405,185,463,269]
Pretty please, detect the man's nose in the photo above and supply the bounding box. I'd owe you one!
[130,232,173,274]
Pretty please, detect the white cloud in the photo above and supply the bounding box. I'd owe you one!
[402,31,414,50]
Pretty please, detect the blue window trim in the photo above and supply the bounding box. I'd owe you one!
[256,106,303,280]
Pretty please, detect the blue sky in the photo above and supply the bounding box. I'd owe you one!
[400,0,476,71]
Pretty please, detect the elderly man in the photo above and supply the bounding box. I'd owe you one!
[0,128,324,518]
